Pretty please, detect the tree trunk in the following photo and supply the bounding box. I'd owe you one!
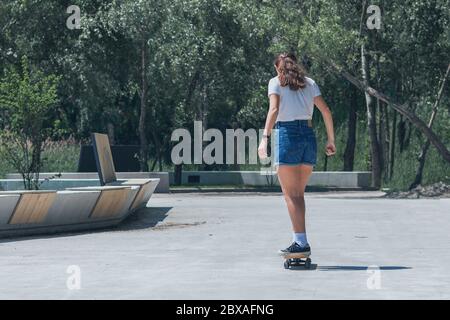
[383,103,391,180]
[410,64,450,189]
[158,154,163,172]
[173,69,201,185]
[174,164,182,185]
[150,127,162,172]
[405,121,412,150]
[139,40,149,172]
[375,53,389,181]
[361,44,382,188]
[322,56,450,163]
[378,101,390,181]
[150,158,158,171]
[398,114,406,153]
[343,84,358,171]
[197,81,208,170]
[323,154,328,172]
[30,133,43,190]
[107,122,115,145]
[389,110,397,180]
[376,98,385,176]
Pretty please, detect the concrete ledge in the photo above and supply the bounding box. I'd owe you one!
[66,186,136,219]
[0,218,124,238]
[4,172,169,193]
[45,190,100,225]
[3,171,371,190]
[168,171,372,188]
[0,194,20,225]
[118,179,160,211]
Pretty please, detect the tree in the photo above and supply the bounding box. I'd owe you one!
[101,0,168,171]
[0,57,59,189]
[410,64,450,189]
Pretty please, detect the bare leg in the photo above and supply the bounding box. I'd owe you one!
[277,164,314,233]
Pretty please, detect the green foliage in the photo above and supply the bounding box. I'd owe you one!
[41,138,80,173]
[0,56,60,189]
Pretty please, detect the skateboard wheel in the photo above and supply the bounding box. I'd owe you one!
[305,258,311,269]
[284,261,290,269]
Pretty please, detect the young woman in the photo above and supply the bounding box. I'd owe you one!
[258,52,336,256]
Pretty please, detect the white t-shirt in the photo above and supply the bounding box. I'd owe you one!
[268,76,321,122]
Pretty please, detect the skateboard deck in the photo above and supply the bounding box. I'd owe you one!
[282,253,312,269]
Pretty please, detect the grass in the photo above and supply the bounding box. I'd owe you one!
[41,140,80,173]
[0,157,14,179]
[0,140,80,179]
[385,141,450,191]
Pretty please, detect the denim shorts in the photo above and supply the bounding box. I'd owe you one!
[274,120,317,167]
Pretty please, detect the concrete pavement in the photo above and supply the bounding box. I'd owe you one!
[0,191,449,299]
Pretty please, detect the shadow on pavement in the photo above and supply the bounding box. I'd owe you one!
[317,266,411,271]
[285,265,411,272]
[287,264,318,271]
[116,206,171,231]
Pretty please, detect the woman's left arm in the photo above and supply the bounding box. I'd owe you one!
[314,96,336,156]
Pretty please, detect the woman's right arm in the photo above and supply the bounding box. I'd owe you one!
[314,95,336,156]
[258,94,280,159]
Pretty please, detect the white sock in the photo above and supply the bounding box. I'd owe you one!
[293,232,308,247]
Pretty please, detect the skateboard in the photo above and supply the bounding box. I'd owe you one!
[282,253,312,269]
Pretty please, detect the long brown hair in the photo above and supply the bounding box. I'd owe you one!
[274,52,306,90]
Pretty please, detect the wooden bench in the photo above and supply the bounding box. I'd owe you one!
[91,133,160,211]
[66,186,138,218]
[0,190,57,224]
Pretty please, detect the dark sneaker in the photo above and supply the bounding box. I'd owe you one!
[278,242,311,256]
